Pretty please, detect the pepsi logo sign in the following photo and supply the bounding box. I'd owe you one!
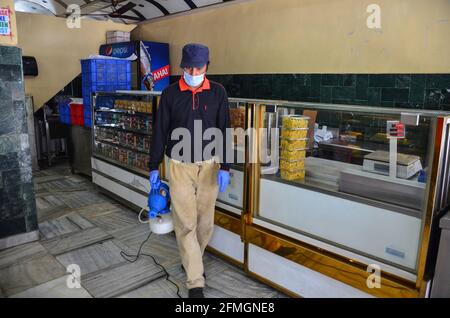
[105,46,113,56]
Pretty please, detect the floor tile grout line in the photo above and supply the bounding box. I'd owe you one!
[64,214,85,231]
[0,251,49,271]
[108,271,168,298]
[6,273,95,299]
[38,203,119,223]
[44,235,114,257]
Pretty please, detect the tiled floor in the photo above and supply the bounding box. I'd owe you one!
[0,163,286,298]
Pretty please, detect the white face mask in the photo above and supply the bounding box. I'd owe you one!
[183,71,205,87]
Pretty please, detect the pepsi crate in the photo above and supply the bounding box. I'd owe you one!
[60,115,71,125]
[81,58,132,110]
[58,99,72,125]
[81,59,131,87]
[83,95,91,108]
[83,108,92,120]
[81,59,106,85]
[116,62,130,83]
[84,116,92,128]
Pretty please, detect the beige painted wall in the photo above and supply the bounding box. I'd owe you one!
[0,0,17,45]
[133,0,450,75]
[16,12,135,110]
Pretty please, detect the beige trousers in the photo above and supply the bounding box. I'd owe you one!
[168,158,219,289]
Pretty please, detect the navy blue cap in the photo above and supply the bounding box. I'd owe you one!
[180,43,209,68]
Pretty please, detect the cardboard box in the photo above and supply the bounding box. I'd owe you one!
[106,31,130,44]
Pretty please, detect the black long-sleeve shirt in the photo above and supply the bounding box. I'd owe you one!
[149,77,231,171]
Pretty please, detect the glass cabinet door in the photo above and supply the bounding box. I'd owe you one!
[216,99,247,214]
[254,102,436,273]
[92,92,155,177]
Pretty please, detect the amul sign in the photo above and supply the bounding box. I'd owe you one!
[0,7,11,36]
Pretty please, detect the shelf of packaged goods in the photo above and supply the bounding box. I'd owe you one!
[96,108,152,117]
[95,124,151,136]
[95,138,150,156]
[92,153,150,178]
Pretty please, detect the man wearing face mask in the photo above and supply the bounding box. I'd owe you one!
[148,43,231,298]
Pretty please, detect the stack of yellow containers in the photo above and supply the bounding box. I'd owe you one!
[279,115,309,180]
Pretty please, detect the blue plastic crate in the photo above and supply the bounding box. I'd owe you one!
[81,59,131,105]
[81,59,131,87]
[58,99,72,124]
[81,59,108,85]
[83,95,91,108]
[60,115,71,125]
[58,100,70,113]
[81,58,131,111]
[84,109,91,117]
[84,116,92,128]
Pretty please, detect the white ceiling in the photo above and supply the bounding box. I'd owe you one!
[14,0,232,24]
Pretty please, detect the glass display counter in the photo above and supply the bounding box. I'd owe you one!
[89,91,450,297]
[245,100,450,297]
[90,91,159,211]
[215,98,247,215]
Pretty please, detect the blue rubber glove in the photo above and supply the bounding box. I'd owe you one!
[149,170,160,190]
[217,170,230,193]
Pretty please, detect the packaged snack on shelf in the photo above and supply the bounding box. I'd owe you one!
[137,117,145,130]
[102,143,108,156]
[112,147,119,161]
[95,128,102,140]
[112,130,119,143]
[136,117,142,130]
[101,143,106,156]
[126,133,134,147]
[141,102,147,113]
[144,136,150,150]
[281,128,308,139]
[144,155,150,171]
[119,149,128,164]
[280,148,306,160]
[119,100,128,110]
[119,131,126,145]
[128,116,133,128]
[280,169,305,181]
[133,135,139,148]
[280,138,308,151]
[136,136,144,149]
[127,151,136,166]
[282,115,309,129]
[95,142,103,154]
[145,102,152,113]
[136,154,143,169]
[280,158,305,170]
[230,107,245,129]
[136,154,149,170]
